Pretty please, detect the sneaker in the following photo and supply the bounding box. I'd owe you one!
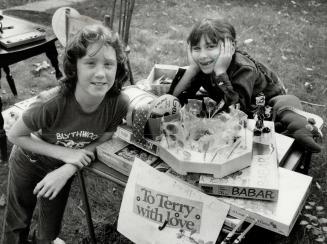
[52,237,66,244]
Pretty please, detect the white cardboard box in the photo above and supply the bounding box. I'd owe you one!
[158,125,253,178]
[218,167,312,236]
[199,121,280,201]
[145,64,179,96]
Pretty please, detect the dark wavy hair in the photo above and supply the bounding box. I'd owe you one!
[61,24,129,96]
[187,18,236,47]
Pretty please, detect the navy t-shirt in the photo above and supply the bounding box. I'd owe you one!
[22,91,129,149]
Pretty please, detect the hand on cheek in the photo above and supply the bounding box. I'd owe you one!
[214,38,234,76]
[187,45,200,73]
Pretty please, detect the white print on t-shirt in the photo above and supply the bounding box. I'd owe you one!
[56,140,90,149]
[56,131,99,141]
[55,130,99,149]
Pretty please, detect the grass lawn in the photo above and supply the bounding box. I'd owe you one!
[0,0,326,243]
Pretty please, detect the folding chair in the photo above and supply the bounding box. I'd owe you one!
[52,2,135,85]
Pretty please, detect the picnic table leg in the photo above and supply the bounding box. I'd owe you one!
[45,41,63,80]
[77,170,97,244]
[3,66,17,96]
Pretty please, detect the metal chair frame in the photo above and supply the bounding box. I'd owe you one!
[106,0,135,85]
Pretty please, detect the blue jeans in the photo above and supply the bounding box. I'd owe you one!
[1,146,74,244]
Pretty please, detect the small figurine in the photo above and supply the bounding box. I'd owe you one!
[253,93,271,136]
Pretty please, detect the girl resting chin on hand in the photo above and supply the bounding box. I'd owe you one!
[169,18,322,153]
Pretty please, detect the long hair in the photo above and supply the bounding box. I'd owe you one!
[61,24,129,96]
[187,18,236,47]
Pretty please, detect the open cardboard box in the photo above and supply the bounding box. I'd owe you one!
[145,64,180,96]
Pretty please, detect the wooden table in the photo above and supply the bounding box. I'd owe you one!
[1,86,323,241]
[0,14,62,161]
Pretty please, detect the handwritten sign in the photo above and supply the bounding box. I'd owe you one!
[134,184,203,232]
[118,159,229,244]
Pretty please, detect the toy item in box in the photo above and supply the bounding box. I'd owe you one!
[158,106,253,178]
[145,64,179,96]
[96,136,159,176]
[123,86,157,128]
[199,120,280,201]
[120,86,181,153]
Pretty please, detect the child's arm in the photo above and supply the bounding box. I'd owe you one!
[8,117,95,169]
[83,131,114,152]
[214,38,234,76]
[229,67,258,113]
[211,39,239,106]
[33,131,115,200]
[172,67,199,98]
[172,45,200,97]
[33,163,77,200]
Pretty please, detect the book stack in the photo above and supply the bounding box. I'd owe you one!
[219,167,312,236]
[164,139,312,237]
[195,120,312,236]
[96,136,161,176]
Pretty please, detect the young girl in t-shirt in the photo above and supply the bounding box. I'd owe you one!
[1,24,130,244]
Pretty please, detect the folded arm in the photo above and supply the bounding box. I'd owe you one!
[8,117,115,199]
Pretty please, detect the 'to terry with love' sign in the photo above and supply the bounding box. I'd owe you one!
[134,185,203,232]
[118,159,230,244]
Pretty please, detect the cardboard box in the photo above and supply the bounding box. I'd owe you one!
[145,64,179,96]
[158,125,253,178]
[218,167,312,236]
[96,137,160,176]
[199,121,280,201]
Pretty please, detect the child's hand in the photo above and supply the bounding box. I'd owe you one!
[33,164,76,200]
[59,148,95,168]
[187,45,200,73]
[214,38,234,76]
